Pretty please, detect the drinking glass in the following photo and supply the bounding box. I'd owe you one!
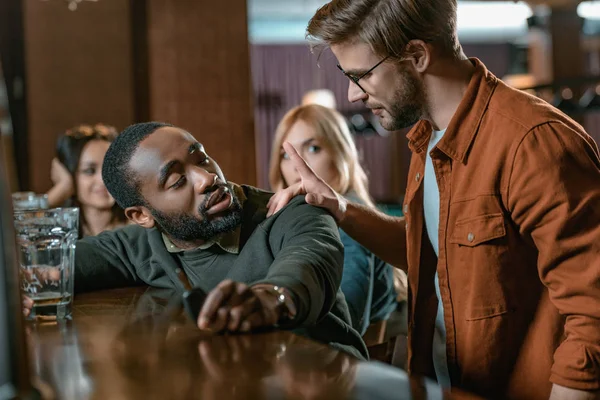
[14,208,79,320]
[12,192,49,211]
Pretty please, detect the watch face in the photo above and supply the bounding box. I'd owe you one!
[277,293,286,304]
[268,285,296,323]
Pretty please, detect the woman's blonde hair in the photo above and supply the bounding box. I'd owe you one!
[269,104,374,208]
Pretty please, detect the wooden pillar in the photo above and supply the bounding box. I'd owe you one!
[142,0,256,186]
[7,0,256,192]
[23,0,135,193]
[527,4,586,121]
[527,20,553,94]
[549,6,586,89]
[550,6,586,123]
[0,0,29,190]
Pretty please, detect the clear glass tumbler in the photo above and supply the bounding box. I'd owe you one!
[14,207,79,320]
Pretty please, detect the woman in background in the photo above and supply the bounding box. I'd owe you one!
[269,104,398,336]
[47,123,126,237]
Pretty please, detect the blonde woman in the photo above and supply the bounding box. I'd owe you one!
[269,104,397,335]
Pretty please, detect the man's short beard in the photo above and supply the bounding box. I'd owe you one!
[150,184,243,243]
[381,66,426,131]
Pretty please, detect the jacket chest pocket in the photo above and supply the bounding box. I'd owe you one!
[449,213,506,247]
[448,211,514,322]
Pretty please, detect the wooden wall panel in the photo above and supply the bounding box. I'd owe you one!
[146,0,256,186]
[23,0,134,193]
[0,0,28,190]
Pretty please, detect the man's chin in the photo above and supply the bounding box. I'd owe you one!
[379,115,400,131]
[152,197,243,244]
[380,114,420,131]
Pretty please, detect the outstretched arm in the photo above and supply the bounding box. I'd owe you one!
[268,142,407,269]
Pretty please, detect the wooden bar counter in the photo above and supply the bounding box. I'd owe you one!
[26,287,480,400]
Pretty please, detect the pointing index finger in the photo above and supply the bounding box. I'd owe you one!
[282,142,317,179]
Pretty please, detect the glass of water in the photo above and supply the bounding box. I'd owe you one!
[14,208,79,320]
[12,192,49,211]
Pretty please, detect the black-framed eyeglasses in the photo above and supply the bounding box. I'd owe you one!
[337,55,390,93]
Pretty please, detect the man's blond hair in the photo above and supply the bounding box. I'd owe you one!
[307,0,462,60]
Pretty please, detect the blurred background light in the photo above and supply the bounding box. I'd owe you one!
[248,1,533,44]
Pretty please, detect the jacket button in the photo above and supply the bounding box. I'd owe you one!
[403,204,408,214]
[415,173,420,182]
[467,232,474,242]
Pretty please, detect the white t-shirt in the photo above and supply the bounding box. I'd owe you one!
[423,128,451,388]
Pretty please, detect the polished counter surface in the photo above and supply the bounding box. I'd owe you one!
[28,287,480,400]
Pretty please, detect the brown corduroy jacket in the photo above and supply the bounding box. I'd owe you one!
[403,58,600,399]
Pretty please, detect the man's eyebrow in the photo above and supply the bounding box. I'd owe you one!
[158,160,178,187]
[340,66,367,77]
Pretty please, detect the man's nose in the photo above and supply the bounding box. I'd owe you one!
[190,167,218,195]
[348,81,367,103]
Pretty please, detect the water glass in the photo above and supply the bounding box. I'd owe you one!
[12,192,49,211]
[14,208,79,320]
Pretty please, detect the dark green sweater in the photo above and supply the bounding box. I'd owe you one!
[75,185,368,359]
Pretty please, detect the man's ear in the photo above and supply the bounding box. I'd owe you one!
[125,206,156,229]
[405,40,430,73]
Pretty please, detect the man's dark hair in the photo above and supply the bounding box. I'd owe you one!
[102,121,174,209]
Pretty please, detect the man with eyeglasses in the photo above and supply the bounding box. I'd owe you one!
[269,1,600,399]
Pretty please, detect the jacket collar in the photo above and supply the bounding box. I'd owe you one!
[406,58,498,163]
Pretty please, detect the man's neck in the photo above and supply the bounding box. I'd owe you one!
[424,57,475,131]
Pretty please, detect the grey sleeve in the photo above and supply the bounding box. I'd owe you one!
[255,199,344,326]
[74,226,147,293]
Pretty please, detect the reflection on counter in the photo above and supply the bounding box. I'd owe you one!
[28,322,92,400]
[28,287,482,400]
